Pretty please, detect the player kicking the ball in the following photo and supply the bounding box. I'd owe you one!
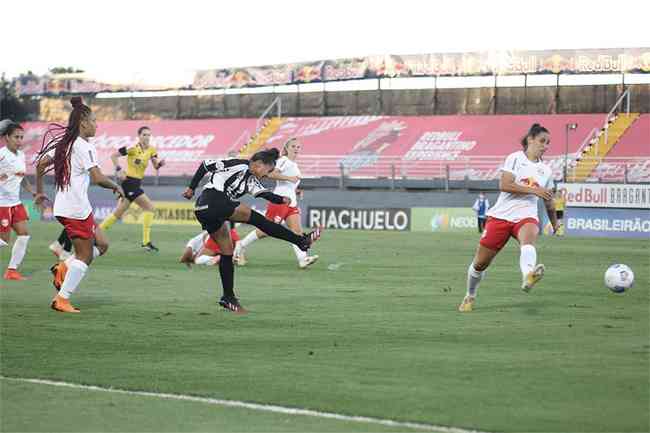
[459,123,559,312]
[235,138,318,269]
[183,148,321,313]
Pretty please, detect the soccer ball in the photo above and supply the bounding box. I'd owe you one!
[604,264,635,293]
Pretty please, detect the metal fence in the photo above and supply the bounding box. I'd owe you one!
[158,154,649,184]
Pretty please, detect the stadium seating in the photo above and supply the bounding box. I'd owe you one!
[21,114,648,181]
[239,117,284,156]
[582,114,650,182]
[568,113,641,182]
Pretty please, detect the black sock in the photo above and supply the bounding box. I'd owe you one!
[58,230,72,252]
[248,211,302,245]
[219,255,235,298]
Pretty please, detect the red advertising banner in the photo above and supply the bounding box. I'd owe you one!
[19,114,648,181]
[20,119,258,176]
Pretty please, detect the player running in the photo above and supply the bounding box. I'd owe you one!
[458,123,558,312]
[182,148,322,313]
[35,97,124,313]
[0,120,37,280]
[99,126,165,251]
[235,138,318,268]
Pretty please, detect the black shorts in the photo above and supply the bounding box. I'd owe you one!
[122,177,145,202]
[556,210,564,219]
[194,189,240,234]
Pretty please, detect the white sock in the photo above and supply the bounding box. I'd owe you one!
[65,254,78,267]
[194,255,216,265]
[292,244,307,262]
[59,259,88,299]
[467,263,484,297]
[0,238,7,248]
[8,235,30,270]
[93,246,101,259]
[520,245,537,277]
[186,232,207,255]
[239,231,259,250]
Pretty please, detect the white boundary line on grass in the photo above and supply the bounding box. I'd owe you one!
[1,376,489,433]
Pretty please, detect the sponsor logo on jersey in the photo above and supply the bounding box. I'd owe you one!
[520,177,540,188]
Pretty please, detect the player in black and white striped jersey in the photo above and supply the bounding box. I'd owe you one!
[182,148,322,313]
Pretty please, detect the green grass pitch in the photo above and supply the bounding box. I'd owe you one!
[1,221,648,432]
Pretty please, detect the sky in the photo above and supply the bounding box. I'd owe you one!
[2,0,649,86]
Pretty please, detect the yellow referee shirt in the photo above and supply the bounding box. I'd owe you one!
[119,145,158,179]
[554,195,566,211]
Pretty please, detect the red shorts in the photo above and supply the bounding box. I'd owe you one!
[479,216,539,252]
[265,202,300,223]
[0,204,29,233]
[56,214,96,240]
[204,229,240,254]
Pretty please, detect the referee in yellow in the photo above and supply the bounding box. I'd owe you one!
[100,126,165,251]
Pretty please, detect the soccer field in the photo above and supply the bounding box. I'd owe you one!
[1,221,648,432]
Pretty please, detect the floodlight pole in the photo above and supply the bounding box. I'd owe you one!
[564,123,578,182]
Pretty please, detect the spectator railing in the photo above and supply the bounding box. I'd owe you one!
[153,154,648,184]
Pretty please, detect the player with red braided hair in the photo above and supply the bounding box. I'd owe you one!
[35,97,124,313]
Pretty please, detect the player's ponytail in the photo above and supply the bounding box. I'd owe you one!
[36,97,93,190]
[251,147,280,166]
[282,137,297,157]
[521,123,549,151]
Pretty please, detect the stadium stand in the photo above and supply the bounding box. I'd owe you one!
[19,114,604,178]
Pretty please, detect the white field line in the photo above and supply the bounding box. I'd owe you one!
[0,376,489,433]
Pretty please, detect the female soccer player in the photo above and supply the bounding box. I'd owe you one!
[99,126,165,251]
[183,148,322,313]
[179,224,240,267]
[234,138,318,268]
[458,123,558,312]
[0,120,37,280]
[35,97,124,313]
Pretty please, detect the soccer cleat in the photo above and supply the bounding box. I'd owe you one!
[142,242,159,252]
[50,262,68,292]
[3,269,27,281]
[298,255,319,269]
[218,295,247,314]
[522,264,545,293]
[179,247,194,269]
[297,226,323,252]
[458,295,476,312]
[50,296,80,313]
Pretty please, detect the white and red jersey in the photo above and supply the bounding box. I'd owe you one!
[486,150,553,223]
[53,137,99,220]
[273,156,301,207]
[0,146,26,207]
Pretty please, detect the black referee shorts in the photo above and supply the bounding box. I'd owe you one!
[121,177,145,202]
[194,189,240,234]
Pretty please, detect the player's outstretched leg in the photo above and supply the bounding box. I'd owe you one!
[230,205,321,252]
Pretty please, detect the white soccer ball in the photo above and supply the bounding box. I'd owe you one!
[604,264,635,293]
